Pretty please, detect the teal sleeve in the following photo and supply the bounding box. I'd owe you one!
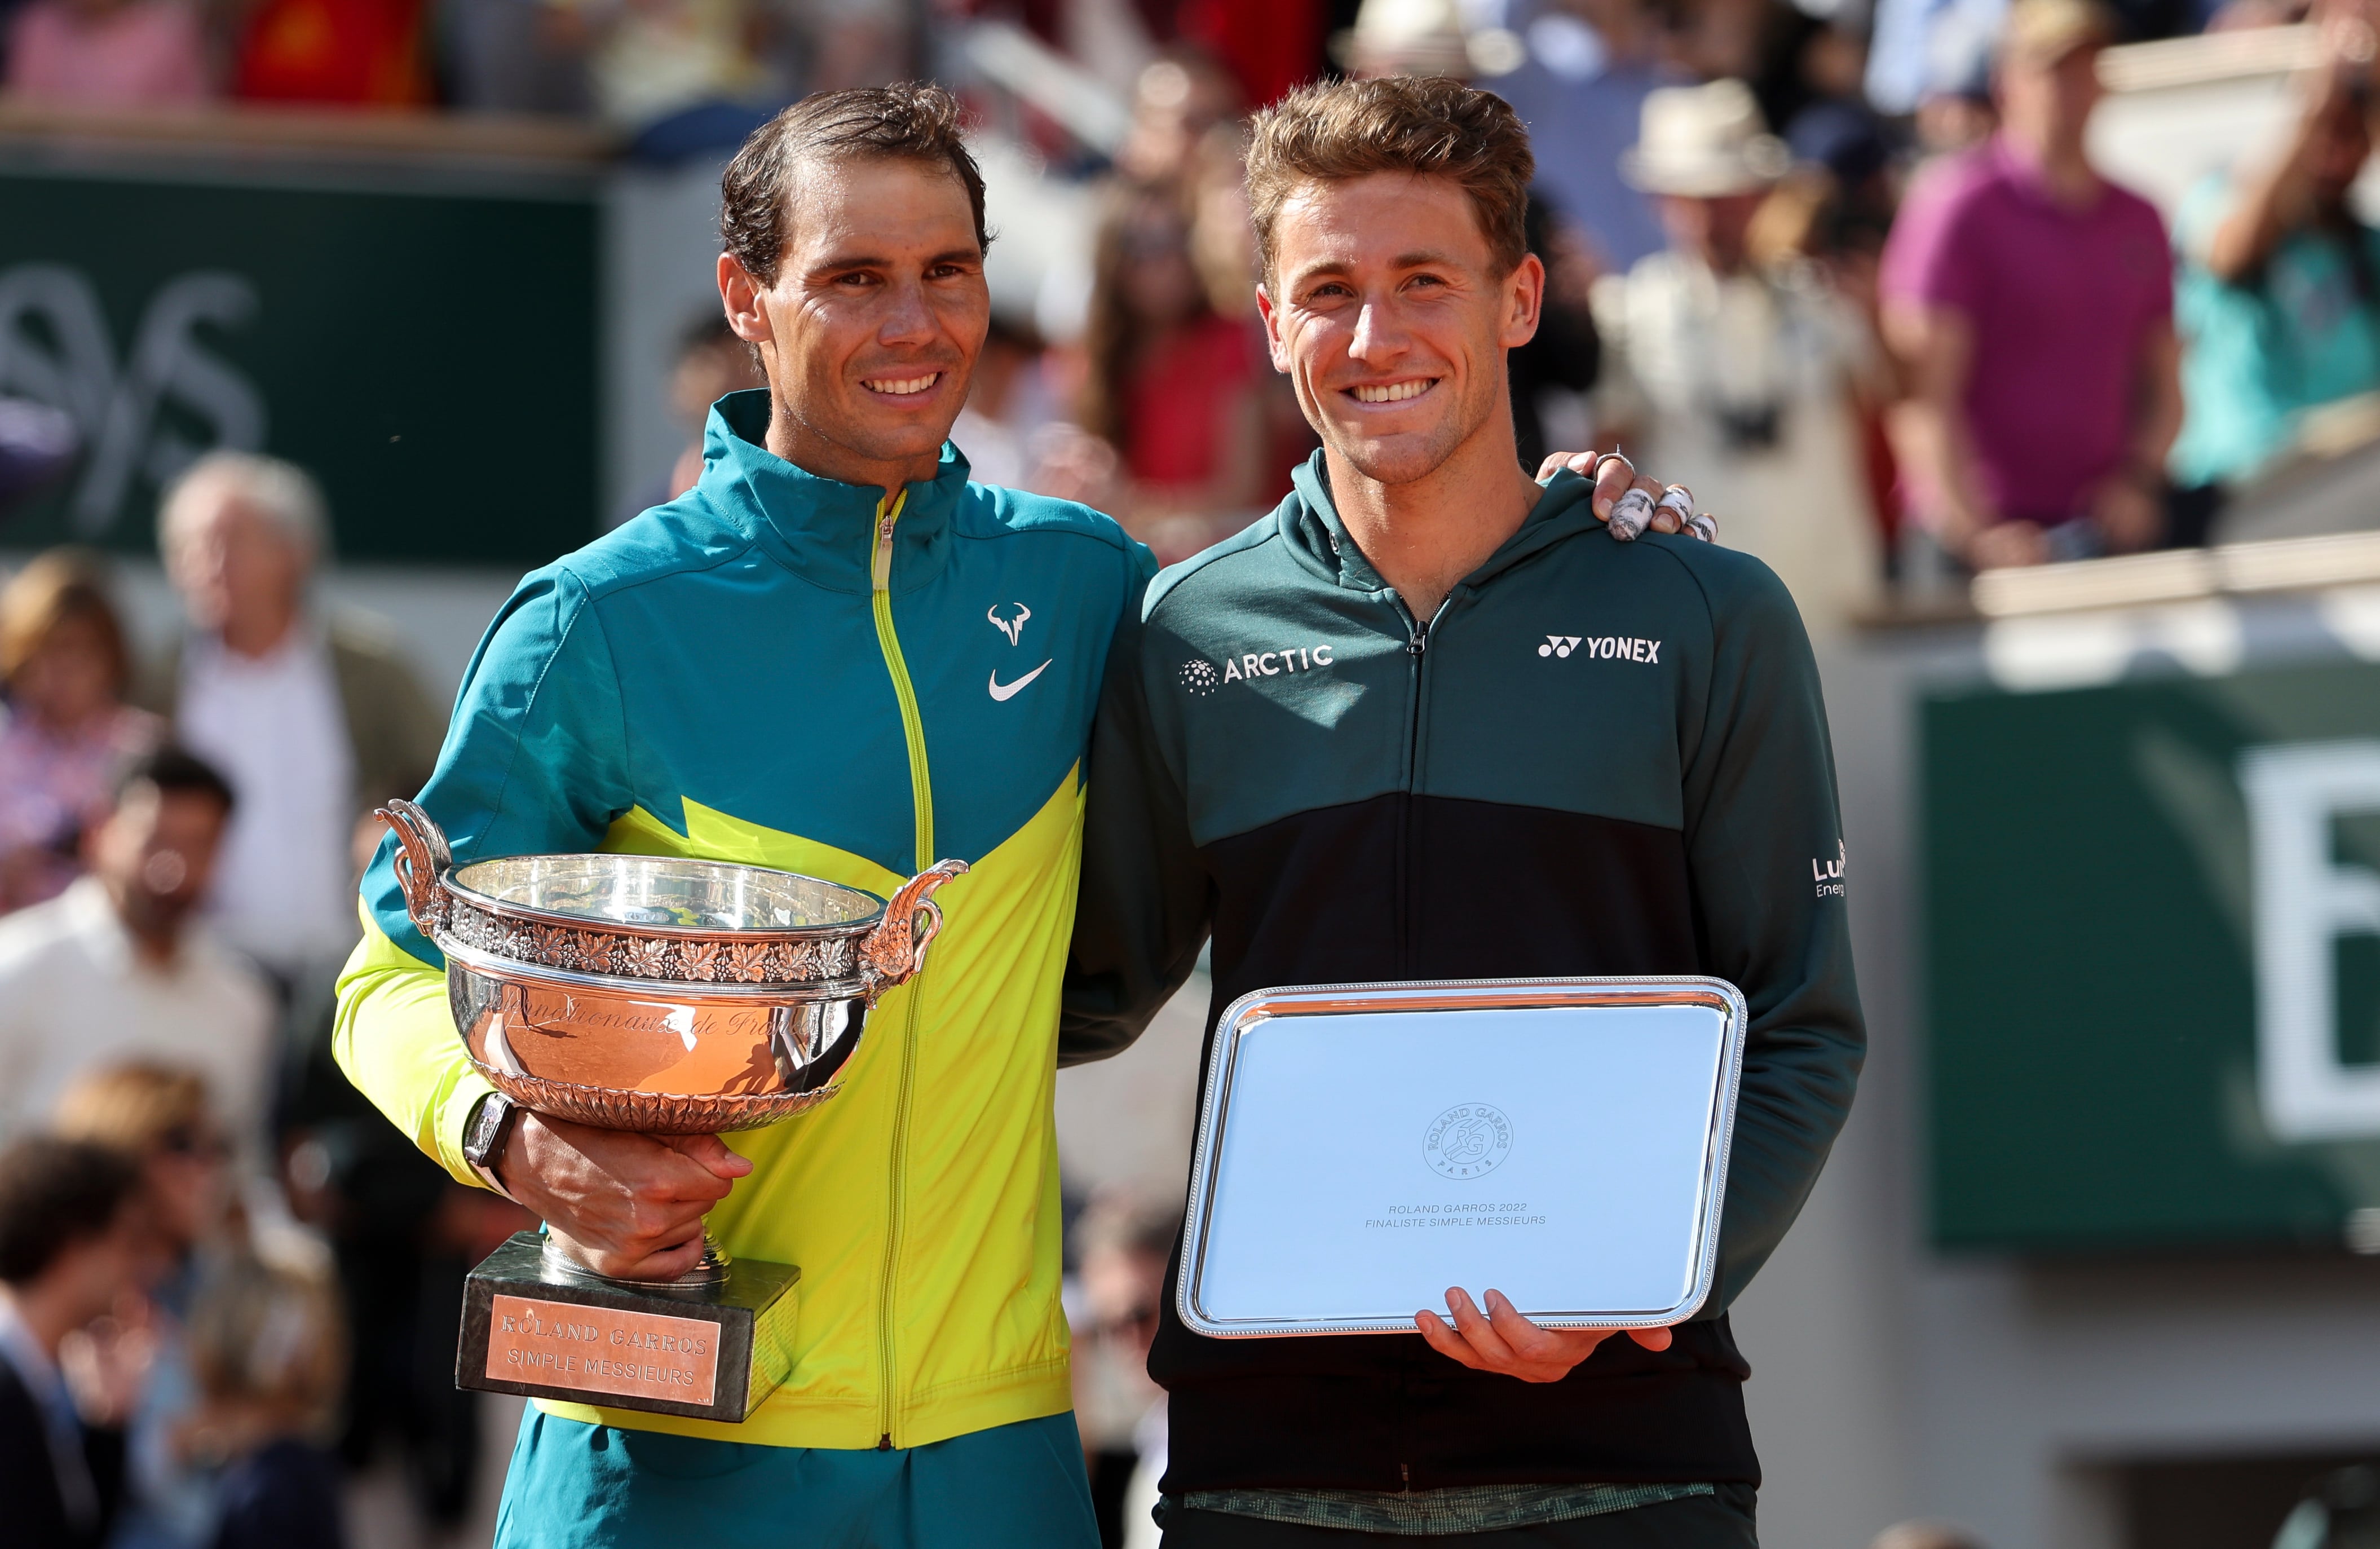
[360,564,635,967]
[1675,553,1867,1313]
[1058,555,1211,1066]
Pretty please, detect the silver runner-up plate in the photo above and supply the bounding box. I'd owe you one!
[1178,977,1747,1339]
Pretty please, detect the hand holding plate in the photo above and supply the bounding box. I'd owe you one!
[1414,1286,1672,1384]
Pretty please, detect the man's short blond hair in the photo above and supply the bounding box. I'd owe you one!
[1245,76,1535,282]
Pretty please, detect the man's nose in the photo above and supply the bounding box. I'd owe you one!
[1348,299,1406,364]
[878,280,938,346]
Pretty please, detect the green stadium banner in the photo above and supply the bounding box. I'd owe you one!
[0,167,598,565]
[1924,657,2380,1252]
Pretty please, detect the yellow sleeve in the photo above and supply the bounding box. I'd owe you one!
[333,900,498,1190]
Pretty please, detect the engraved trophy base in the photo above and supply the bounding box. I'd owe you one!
[458,1232,798,1423]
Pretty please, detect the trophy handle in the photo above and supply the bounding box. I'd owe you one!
[859,859,969,1000]
[377,797,453,934]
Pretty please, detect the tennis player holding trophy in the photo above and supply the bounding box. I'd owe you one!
[1062,78,1867,1547]
[332,81,1697,1549]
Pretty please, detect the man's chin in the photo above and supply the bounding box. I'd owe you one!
[1322,424,1465,488]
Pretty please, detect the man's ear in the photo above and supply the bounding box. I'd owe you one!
[718,253,774,347]
[1255,283,1292,374]
[1501,252,1546,351]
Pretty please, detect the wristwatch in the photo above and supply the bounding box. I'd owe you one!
[462,1091,520,1199]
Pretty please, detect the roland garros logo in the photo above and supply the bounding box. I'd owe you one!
[1424,1103,1513,1180]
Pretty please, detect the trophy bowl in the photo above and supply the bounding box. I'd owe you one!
[377,798,968,1134]
[377,799,970,1423]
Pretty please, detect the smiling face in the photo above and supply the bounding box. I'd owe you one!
[1256,172,1542,489]
[719,155,990,490]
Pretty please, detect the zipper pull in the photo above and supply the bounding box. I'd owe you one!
[1406,618,1430,657]
[877,1432,894,1451]
[872,504,897,593]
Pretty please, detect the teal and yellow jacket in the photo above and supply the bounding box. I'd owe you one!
[335,390,1154,1451]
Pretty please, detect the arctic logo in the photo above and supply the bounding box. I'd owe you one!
[1182,646,1337,693]
[989,660,1051,701]
[988,603,1031,646]
[1544,634,1662,664]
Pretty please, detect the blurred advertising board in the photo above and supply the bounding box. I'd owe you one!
[1924,634,2380,1253]
[0,161,599,564]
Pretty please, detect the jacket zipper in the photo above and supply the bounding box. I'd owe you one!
[1398,599,1446,974]
[868,487,933,1450]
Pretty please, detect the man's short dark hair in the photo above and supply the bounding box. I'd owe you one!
[0,1137,141,1286]
[113,744,236,815]
[721,83,991,288]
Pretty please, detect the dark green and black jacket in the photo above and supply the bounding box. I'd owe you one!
[1061,453,1865,1494]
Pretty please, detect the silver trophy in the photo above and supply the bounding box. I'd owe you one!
[378,799,966,1422]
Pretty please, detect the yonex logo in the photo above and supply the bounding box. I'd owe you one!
[1542,634,1662,664]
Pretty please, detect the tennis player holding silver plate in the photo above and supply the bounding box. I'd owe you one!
[1061,76,1865,1549]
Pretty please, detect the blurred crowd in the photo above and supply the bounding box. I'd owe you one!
[0,453,531,1548]
[8,0,2380,621]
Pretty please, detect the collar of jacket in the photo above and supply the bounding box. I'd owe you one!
[1281,449,1605,598]
[693,388,972,596]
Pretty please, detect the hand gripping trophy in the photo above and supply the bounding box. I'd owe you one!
[378,799,966,1423]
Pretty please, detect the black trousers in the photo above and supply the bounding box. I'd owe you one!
[1157,1485,1759,1547]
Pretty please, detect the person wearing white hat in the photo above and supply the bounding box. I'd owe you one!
[1591,79,1884,637]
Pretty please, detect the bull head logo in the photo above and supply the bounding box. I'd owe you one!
[988,603,1031,646]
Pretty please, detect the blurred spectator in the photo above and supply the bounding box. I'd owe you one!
[2275,1465,2380,1549]
[152,452,441,990]
[1069,1187,1179,1549]
[231,0,432,107]
[1756,109,1907,564]
[1080,184,1273,561]
[0,397,79,517]
[181,1248,345,1549]
[639,311,767,517]
[1173,0,1323,111]
[1880,0,2182,572]
[1867,0,2011,116]
[3,0,209,107]
[1871,1522,1988,1549]
[953,314,1063,490]
[1595,80,1882,632]
[1114,52,1244,186]
[0,550,162,912]
[277,809,516,1533]
[2168,30,2380,542]
[0,1135,147,1549]
[0,748,273,1150]
[434,0,593,114]
[1494,0,1682,275]
[550,0,797,162]
[54,1063,233,1549]
[1512,193,1604,473]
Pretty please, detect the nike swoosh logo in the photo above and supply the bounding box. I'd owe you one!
[988,660,1052,701]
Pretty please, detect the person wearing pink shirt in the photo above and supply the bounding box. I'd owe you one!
[5,0,210,108]
[1880,0,2183,572]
